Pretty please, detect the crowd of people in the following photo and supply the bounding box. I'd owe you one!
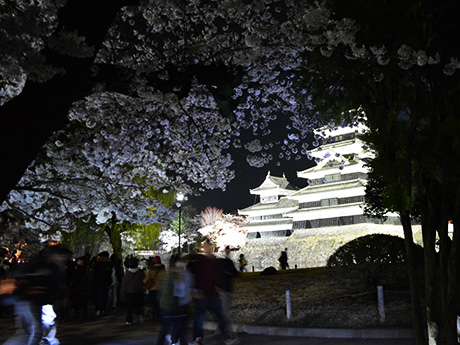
[0,240,243,345]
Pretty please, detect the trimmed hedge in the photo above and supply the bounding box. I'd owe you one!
[327,234,422,288]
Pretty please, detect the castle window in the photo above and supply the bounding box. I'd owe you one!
[261,195,278,203]
[321,198,338,207]
[299,201,321,208]
[249,214,284,221]
[325,173,341,182]
[338,195,365,204]
[300,195,364,209]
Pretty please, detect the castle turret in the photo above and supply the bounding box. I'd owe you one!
[238,171,298,238]
[287,123,399,229]
[237,122,420,271]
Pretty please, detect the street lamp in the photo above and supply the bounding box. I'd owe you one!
[176,193,184,254]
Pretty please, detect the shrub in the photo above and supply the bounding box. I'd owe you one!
[260,266,277,276]
[327,234,421,289]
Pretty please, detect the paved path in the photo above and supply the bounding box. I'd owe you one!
[84,333,416,345]
[0,306,416,345]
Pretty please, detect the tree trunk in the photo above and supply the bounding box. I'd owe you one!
[104,221,123,264]
[444,185,460,345]
[400,212,427,345]
[422,205,442,345]
[445,232,460,345]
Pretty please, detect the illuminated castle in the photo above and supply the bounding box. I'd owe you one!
[238,122,405,267]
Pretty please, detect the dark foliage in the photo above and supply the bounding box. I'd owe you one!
[327,234,423,289]
[260,266,277,276]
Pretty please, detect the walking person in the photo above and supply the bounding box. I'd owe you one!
[190,240,236,345]
[278,248,289,270]
[70,256,92,319]
[155,255,192,345]
[217,246,239,333]
[144,255,165,321]
[120,257,145,325]
[1,245,72,345]
[92,251,113,317]
[238,254,247,272]
[110,253,123,309]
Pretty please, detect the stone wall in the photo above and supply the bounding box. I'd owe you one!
[238,223,423,272]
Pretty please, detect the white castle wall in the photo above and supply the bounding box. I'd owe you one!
[238,224,423,272]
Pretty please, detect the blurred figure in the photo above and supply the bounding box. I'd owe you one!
[70,256,92,319]
[156,255,192,345]
[110,253,123,309]
[278,249,289,270]
[55,256,72,323]
[0,247,13,318]
[124,254,133,270]
[2,245,72,345]
[238,254,247,272]
[120,257,145,325]
[191,240,235,345]
[41,304,58,345]
[144,255,165,321]
[217,246,239,331]
[8,250,20,272]
[92,251,113,317]
[84,253,92,266]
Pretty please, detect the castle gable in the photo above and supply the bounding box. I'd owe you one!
[249,171,298,204]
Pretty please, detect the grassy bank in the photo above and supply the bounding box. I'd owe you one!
[230,267,414,329]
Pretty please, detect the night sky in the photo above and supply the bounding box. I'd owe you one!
[189,152,314,214]
[189,126,317,214]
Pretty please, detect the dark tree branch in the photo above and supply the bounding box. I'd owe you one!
[0,0,139,204]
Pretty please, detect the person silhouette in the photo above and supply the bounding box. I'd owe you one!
[238,254,247,272]
[278,249,289,270]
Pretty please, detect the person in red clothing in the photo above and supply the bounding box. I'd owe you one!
[120,257,145,325]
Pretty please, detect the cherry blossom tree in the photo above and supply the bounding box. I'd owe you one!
[199,207,223,227]
[160,205,199,253]
[197,207,247,251]
[0,0,327,191]
[0,0,329,233]
[159,228,195,253]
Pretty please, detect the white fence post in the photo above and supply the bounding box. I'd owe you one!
[286,290,291,319]
[457,315,460,343]
[377,285,386,323]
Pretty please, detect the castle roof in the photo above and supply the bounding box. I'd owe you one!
[249,171,298,196]
[238,196,298,214]
[288,179,366,199]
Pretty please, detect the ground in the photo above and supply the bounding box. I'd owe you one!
[0,266,415,344]
[231,267,415,328]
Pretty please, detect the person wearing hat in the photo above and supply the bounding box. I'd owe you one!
[143,255,165,321]
[121,257,145,325]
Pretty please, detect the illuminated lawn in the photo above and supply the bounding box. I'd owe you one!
[230,267,414,329]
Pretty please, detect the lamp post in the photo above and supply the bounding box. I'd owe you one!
[176,193,184,254]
